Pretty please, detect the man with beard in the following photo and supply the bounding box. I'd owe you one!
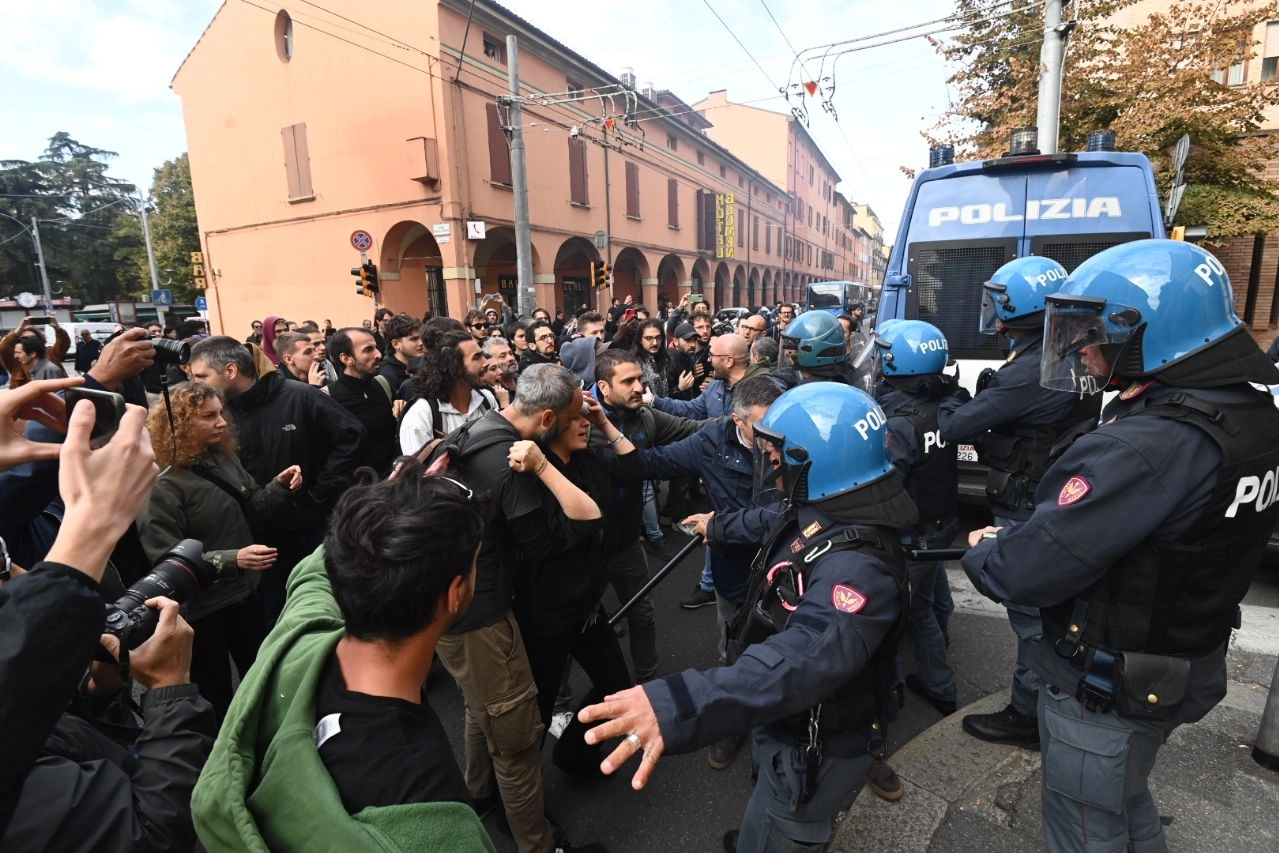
[400,330,496,456]
[519,321,559,371]
[436,364,608,853]
[326,327,402,476]
[589,350,705,682]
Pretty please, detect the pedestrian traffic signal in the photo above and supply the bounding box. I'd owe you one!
[352,261,380,297]
[594,262,610,290]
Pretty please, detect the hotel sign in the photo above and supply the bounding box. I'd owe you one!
[715,193,736,259]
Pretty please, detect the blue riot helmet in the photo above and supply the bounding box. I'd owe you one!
[753,383,894,504]
[874,320,950,379]
[980,256,1069,334]
[1041,239,1263,393]
[779,311,850,369]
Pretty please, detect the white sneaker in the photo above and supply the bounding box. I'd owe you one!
[549,711,573,739]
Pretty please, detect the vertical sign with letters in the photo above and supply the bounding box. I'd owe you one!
[715,193,737,259]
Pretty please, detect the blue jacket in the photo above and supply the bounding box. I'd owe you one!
[641,419,754,601]
[651,377,733,421]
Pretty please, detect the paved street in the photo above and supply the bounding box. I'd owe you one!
[429,510,1279,852]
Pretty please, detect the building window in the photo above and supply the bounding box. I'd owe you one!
[274,10,293,62]
[486,104,512,186]
[667,178,679,228]
[765,224,771,256]
[667,134,678,151]
[1264,22,1279,81]
[281,123,313,200]
[697,150,705,166]
[567,78,585,95]
[720,165,727,178]
[482,34,506,64]
[625,161,640,218]
[1211,32,1248,86]
[738,175,744,189]
[752,216,759,251]
[569,139,589,206]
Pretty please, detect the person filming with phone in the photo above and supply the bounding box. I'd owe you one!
[0,385,217,852]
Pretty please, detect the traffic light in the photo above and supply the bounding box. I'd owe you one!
[352,264,370,297]
[351,261,380,297]
[594,261,610,289]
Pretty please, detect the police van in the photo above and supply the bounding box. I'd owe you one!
[806,281,874,316]
[874,130,1166,500]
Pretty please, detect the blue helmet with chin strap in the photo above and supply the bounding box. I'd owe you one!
[980,256,1069,334]
[876,320,949,377]
[754,382,893,503]
[1041,239,1259,392]
[780,311,849,368]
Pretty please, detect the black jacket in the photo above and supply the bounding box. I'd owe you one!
[227,371,365,528]
[0,564,216,851]
[326,373,397,475]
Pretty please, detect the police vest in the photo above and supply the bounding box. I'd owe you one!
[882,395,958,525]
[727,514,909,735]
[1043,389,1279,657]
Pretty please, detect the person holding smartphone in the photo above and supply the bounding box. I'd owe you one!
[137,381,303,717]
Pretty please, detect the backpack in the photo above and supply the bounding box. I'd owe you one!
[391,407,510,481]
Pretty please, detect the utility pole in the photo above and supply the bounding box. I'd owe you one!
[506,35,535,317]
[29,217,53,313]
[1036,0,1073,155]
[138,198,165,326]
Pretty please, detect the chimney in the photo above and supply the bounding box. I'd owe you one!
[619,67,636,89]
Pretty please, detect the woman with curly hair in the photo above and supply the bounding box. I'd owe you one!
[137,380,303,717]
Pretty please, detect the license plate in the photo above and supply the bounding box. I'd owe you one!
[957,443,978,463]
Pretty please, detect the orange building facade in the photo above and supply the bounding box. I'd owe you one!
[172,0,861,333]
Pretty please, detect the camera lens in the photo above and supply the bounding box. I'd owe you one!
[104,539,216,649]
[151,336,191,365]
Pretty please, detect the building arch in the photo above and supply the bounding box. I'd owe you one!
[713,261,730,311]
[381,221,444,318]
[656,254,686,311]
[553,236,600,316]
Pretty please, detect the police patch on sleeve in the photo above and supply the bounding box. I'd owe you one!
[1058,476,1091,506]
[831,584,867,614]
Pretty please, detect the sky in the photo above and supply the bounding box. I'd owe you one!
[0,0,963,237]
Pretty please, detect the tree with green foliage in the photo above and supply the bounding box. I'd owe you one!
[144,154,203,305]
[934,0,1279,241]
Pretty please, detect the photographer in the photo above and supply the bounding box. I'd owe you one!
[0,397,216,852]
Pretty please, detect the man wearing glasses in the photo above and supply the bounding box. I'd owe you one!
[519,321,560,371]
[463,310,491,344]
[245,320,263,345]
[770,304,796,341]
[736,314,768,347]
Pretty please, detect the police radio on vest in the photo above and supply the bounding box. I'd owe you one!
[927,197,1123,228]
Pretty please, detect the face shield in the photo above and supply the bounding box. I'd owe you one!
[978,282,1008,335]
[850,331,883,393]
[1042,294,1140,393]
[777,335,799,370]
[752,424,792,509]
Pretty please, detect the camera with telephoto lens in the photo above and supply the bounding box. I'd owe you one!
[150,336,190,365]
[103,539,216,650]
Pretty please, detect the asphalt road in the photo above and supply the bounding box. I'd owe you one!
[429,507,1279,853]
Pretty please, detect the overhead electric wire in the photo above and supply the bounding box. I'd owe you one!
[701,0,784,92]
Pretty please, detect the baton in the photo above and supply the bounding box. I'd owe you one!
[609,536,702,626]
[906,547,968,561]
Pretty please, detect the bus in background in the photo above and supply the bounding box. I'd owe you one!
[806,280,874,316]
[874,128,1166,498]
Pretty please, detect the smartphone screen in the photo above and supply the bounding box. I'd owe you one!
[64,388,126,443]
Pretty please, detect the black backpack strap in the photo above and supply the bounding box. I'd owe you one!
[427,397,444,438]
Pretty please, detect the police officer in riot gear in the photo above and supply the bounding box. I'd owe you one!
[776,311,872,391]
[963,239,1279,853]
[873,320,967,716]
[938,256,1102,748]
[578,383,917,853]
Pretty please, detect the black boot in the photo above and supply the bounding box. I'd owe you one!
[961,703,1040,749]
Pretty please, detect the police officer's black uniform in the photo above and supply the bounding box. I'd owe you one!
[938,331,1100,743]
[964,379,1279,851]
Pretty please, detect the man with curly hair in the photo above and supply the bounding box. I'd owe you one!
[399,330,496,456]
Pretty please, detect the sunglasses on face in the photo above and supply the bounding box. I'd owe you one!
[469,323,490,330]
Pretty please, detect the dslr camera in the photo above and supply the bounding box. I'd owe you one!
[103,539,216,650]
